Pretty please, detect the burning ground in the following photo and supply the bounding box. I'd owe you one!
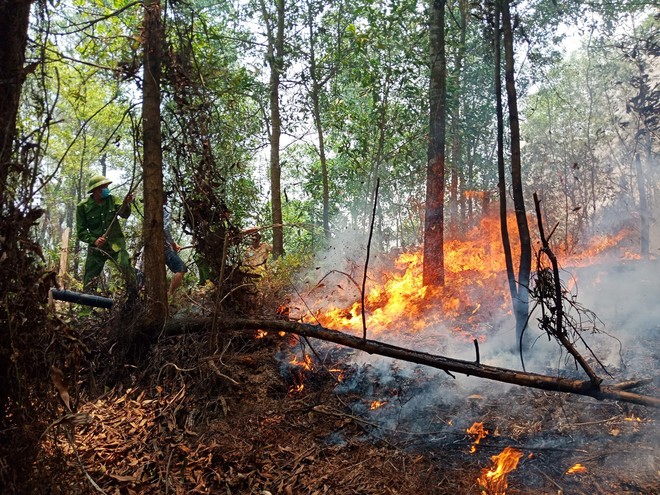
[39,327,658,495]
[38,216,659,494]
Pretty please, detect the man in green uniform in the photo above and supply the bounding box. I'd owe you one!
[76,175,134,290]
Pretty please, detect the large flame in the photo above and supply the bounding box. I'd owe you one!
[477,446,523,495]
[296,212,636,338]
[302,215,521,337]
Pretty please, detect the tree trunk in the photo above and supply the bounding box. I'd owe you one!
[369,75,389,238]
[0,0,33,205]
[306,0,331,241]
[263,0,285,258]
[0,0,34,428]
[635,152,650,258]
[494,0,517,342]
[423,0,446,288]
[447,1,467,239]
[142,0,167,321]
[501,0,531,345]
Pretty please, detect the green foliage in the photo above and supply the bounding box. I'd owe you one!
[521,9,658,252]
[15,0,657,287]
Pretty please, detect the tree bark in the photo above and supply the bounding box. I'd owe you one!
[423,0,446,288]
[262,0,286,258]
[162,317,660,408]
[635,152,649,259]
[501,0,531,346]
[306,0,331,242]
[0,0,33,205]
[494,1,517,343]
[142,0,167,321]
[0,0,34,428]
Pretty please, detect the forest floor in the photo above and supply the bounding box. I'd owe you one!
[38,286,659,495]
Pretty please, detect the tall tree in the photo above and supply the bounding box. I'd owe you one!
[261,0,286,258]
[0,0,33,203]
[423,0,446,287]
[0,0,34,426]
[142,0,167,318]
[501,0,531,345]
[0,1,68,488]
[446,0,468,237]
[305,0,331,241]
[493,0,517,332]
[625,18,658,259]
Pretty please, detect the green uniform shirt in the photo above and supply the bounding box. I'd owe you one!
[76,195,131,251]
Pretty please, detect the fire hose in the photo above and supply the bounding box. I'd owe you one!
[50,289,113,309]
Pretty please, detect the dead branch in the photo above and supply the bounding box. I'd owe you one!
[533,192,603,386]
[162,317,660,408]
[362,177,380,339]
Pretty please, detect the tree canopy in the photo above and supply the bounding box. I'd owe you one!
[0,0,658,490]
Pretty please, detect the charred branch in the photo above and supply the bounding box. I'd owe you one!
[162,317,660,408]
[533,192,603,387]
[362,177,380,340]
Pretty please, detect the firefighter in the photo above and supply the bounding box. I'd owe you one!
[76,175,134,290]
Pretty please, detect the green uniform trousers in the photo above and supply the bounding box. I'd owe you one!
[83,245,134,289]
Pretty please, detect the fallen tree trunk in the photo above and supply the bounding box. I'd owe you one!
[163,317,659,408]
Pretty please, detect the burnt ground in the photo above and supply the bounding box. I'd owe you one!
[36,302,659,495]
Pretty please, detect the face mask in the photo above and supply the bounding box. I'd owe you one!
[101,188,111,199]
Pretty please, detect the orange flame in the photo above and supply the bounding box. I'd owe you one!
[562,228,636,265]
[288,383,304,395]
[255,329,268,339]
[477,446,523,495]
[467,421,489,454]
[287,354,315,395]
[296,212,639,340]
[303,215,522,337]
[566,463,587,475]
[370,400,387,410]
[290,354,315,372]
[328,368,345,382]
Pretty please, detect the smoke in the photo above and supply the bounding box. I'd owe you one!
[293,224,404,318]
[283,224,659,456]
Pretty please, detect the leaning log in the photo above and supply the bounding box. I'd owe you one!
[50,289,113,309]
[164,317,659,408]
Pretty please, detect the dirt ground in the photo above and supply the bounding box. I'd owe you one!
[36,307,658,495]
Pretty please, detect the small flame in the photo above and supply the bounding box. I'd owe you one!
[277,304,290,318]
[624,415,643,422]
[255,329,268,339]
[328,368,345,382]
[566,463,588,475]
[477,446,523,495]
[370,400,388,410]
[288,383,304,395]
[287,354,315,396]
[467,421,489,454]
[290,354,315,371]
